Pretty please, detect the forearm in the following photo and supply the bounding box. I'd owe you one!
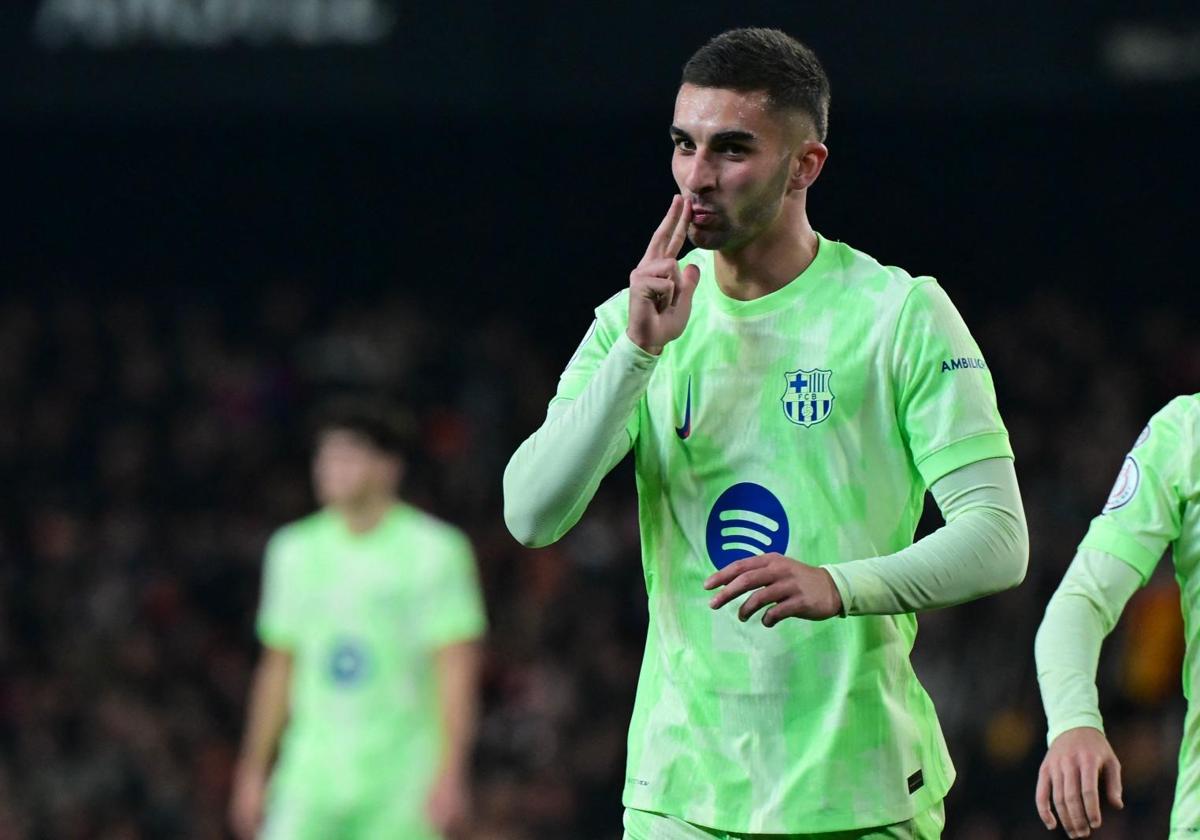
[434,641,482,778]
[237,648,293,772]
[826,457,1028,614]
[1035,548,1141,743]
[503,333,656,547]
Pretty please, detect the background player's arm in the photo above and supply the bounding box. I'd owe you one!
[230,646,292,840]
[1036,549,1141,743]
[426,639,482,833]
[503,197,699,547]
[1033,398,1193,836]
[1033,548,1137,837]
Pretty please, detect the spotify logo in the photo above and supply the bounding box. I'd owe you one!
[328,638,370,686]
[705,483,790,569]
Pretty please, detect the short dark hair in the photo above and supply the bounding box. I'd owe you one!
[682,28,831,141]
[311,396,414,458]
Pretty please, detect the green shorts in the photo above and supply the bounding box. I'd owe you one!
[261,787,440,840]
[622,801,945,840]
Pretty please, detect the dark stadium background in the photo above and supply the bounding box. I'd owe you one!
[2,2,1198,838]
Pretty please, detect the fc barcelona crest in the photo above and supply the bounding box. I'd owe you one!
[782,368,835,427]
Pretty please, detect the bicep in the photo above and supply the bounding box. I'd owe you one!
[928,457,1023,522]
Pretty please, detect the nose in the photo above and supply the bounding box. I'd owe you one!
[681,149,717,197]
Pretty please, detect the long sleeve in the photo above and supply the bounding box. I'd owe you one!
[824,456,1028,614]
[504,330,657,547]
[1034,396,1197,743]
[1033,548,1141,743]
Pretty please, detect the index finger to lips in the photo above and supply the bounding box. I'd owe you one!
[664,197,692,256]
[644,196,684,261]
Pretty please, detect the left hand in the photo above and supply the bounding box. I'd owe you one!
[425,767,470,836]
[704,553,843,625]
[1036,726,1123,837]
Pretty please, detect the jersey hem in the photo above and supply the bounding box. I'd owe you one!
[915,431,1012,487]
[620,772,953,834]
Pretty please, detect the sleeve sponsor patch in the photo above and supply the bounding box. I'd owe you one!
[939,357,987,373]
[1103,455,1140,513]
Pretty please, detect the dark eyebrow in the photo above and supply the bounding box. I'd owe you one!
[711,130,758,145]
[668,126,758,145]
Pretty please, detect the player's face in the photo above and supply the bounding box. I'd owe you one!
[312,430,397,507]
[670,84,798,252]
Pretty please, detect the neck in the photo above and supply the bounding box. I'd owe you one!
[714,196,818,301]
[335,495,395,534]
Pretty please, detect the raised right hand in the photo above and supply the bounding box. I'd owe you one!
[626,195,701,355]
[1036,726,1123,838]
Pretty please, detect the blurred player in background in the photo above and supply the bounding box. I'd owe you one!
[230,400,486,840]
[505,27,1027,840]
[1036,395,1199,838]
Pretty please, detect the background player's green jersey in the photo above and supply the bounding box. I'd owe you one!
[256,504,486,837]
[1076,394,1200,832]
[556,235,1012,832]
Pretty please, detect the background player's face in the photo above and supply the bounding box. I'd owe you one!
[312,430,400,507]
[670,84,801,252]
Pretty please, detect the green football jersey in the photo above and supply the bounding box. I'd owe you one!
[555,235,1012,832]
[256,504,485,825]
[1078,394,1200,832]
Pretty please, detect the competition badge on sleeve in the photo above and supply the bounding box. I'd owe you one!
[1103,455,1140,513]
[781,368,835,427]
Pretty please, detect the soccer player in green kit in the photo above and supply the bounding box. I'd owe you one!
[504,27,1028,840]
[1035,395,1200,838]
[230,401,486,840]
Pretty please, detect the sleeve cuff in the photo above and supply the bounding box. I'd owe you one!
[823,564,853,616]
[1079,517,1161,585]
[612,331,664,368]
[1047,715,1105,746]
[916,431,1013,487]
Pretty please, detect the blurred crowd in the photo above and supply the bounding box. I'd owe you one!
[0,280,1197,840]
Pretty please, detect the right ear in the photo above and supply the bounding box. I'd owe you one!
[789,141,828,192]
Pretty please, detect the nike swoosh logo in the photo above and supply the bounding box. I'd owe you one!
[675,375,692,439]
